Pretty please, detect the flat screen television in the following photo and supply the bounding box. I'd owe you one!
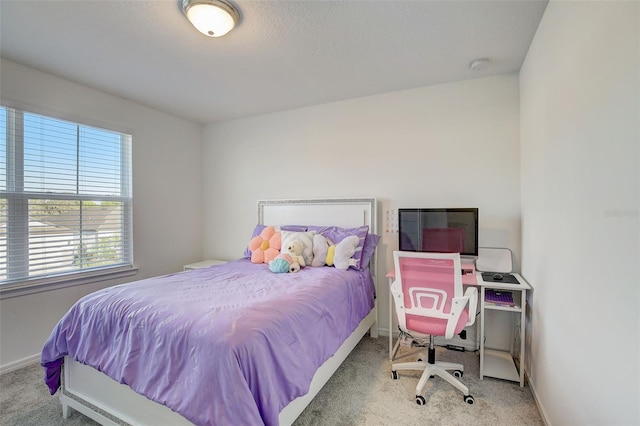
[398,208,479,257]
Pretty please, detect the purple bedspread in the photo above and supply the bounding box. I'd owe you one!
[41,260,375,426]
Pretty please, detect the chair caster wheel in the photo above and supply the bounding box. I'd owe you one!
[391,370,398,380]
[453,370,463,378]
[416,395,426,405]
[464,395,475,404]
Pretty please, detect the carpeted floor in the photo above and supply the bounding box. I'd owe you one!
[0,337,544,425]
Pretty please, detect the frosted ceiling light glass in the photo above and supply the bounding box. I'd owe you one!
[182,0,239,38]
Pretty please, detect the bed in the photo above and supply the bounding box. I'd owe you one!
[41,198,379,426]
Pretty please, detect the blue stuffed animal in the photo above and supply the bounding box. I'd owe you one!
[269,253,295,273]
[268,240,305,273]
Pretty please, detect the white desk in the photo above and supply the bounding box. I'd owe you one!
[478,272,530,387]
[386,270,531,387]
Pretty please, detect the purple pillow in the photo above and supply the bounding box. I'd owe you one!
[243,224,307,258]
[361,233,381,270]
[307,225,369,270]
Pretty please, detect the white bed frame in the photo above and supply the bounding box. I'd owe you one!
[60,197,379,426]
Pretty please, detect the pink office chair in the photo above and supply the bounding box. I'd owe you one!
[390,251,478,405]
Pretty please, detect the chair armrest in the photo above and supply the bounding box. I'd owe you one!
[390,279,401,298]
[445,286,479,339]
[463,286,478,327]
[389,280,408,332]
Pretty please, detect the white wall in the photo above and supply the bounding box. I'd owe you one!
[520,2,639,425]
[202,74,521,337]
[0,59,204,370]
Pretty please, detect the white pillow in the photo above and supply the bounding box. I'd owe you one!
[281,230,316,266]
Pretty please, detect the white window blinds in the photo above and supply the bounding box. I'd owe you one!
[0,106,133,285]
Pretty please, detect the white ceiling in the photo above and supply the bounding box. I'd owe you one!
[0,0,548,124]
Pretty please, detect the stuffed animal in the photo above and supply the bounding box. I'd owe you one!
[332,235,360,270]
[248,226,281,264]
[312,234,332,267]
[312,234,359,270]
[269,240,306,273]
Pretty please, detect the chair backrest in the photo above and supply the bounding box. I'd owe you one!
[392,251,464,337]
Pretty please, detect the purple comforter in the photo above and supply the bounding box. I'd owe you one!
[41,259,375,425]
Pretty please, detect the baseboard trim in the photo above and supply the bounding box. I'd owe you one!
[526,369,551,426]
[378,326,392,337]
[0,353,40,375]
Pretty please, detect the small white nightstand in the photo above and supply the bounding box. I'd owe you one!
[183,259,227,271]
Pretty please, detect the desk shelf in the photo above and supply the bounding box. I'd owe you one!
[479,274,530,387]
[483,304,521,313]
[483,349,520,382]
[484,290,523,312]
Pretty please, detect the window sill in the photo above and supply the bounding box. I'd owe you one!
[0,265,139,300]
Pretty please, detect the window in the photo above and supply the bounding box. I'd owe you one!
[0,106,133,291]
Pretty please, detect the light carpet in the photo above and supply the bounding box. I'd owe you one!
[0,337,543,425]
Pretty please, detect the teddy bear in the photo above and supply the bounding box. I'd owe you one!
[269,240,306,273]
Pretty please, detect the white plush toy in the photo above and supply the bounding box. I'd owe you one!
[312,234,359,270]
[269,240,306,273]
[285,240,306,269]
[332,235,360,270]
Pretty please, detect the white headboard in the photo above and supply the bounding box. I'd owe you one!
[257,198,378,274]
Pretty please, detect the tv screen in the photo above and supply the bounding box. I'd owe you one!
[398,208,478,256]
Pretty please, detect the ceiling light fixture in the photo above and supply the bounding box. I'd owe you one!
[469,58,490,72]
[182,0,239,38]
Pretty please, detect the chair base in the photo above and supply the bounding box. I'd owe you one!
[391,337,474,405]
[392,359,470,394]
